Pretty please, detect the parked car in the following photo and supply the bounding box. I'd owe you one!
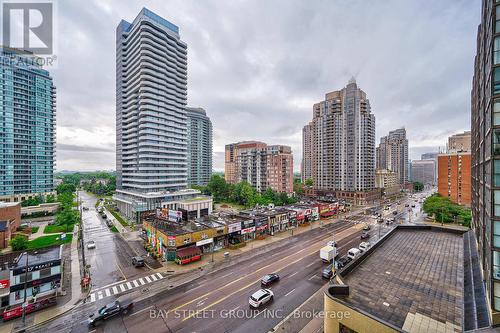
[322,264,336,279]
[359,242,371,252]
[411,204,416,208]
[87,240,96,249]
[361,231,370,239]
[336,256,350,268]
[347,248,361,261]
[404,203,409,207]
[249,289,274,308]
[362,224,371,231]
[392,211,398,215]
[132,256,145,268]
[88,298,133,327]
[377,218,384,223]
[260,273,280,286]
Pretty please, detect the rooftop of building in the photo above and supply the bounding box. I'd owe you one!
[328,226,467,332]
[11,246,62,270]
[143,214,219,236]
[0,202,20,209]
[177,196,213,203]
[122,7,179,35]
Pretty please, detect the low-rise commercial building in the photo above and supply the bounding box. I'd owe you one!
[375,169,400,197]
[324,226,487,333]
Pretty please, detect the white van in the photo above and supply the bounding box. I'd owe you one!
[359,242,371,252]
[347,248,361,261]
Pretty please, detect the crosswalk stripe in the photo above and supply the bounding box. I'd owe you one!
[145,276,152,283]
[126,282,132,289]
[112,286,119,294]
[120,284,126,292]
[97,291,103,300]
[156,273,163,279]
[90,293,96,302]
[133,280,139,288]
[139,278,145,285]
[105,288,111,297]
[150,274,157,281]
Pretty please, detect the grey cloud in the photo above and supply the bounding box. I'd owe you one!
[57,144,114,153]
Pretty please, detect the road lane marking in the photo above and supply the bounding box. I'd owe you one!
[126,282,133,289]
[150,274,158,281]
[284,288,296,297]
[130,305,154,317]
[220,272,232,279]
[120,284,126,292]
[139,278,145,285]
[308,275,317,281]
[196,297,208,307]
[171,223,359,318]
[156,273,163,279]
[288,272,298,278]
[306,262,315,268]
[105,288,111,297]
[145,276,152,283]
[97,291,103,300]
[254,309,266,317]
[112,286,119,294]
[133,280,139,288]
[90,293,96,302]
[230,305,240,312]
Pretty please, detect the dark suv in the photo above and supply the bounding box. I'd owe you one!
[132,257,145,267]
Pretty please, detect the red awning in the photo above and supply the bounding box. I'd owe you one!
[177,246,201,258]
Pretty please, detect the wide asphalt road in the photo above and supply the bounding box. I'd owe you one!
[30,217,370,333]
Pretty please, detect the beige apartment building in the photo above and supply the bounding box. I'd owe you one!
[224,141,266,184]
[447,131,471,153]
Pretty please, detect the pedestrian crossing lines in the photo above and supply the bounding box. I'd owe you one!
[88,272,164,303]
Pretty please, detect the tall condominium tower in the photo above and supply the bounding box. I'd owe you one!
[115,8,202,221]
[302,78,376,193]
[186,107,212,186]
[376,128,408,184]
[471,1,500,326]
[0,49,56,202]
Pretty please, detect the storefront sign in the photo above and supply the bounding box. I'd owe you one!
[0,279,9,289]
[256,225,268,231]
[168,210,182,222]
[227,223,241,233]
[13,260,60,275]
[167,236,176,247]
[196,238,213,246]
[241,226,255,235]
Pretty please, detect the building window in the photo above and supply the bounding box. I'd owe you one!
[495,101,500,126]
[495,130,500,155]
[495,68,500,94]
[496,37,500,65]
[497,6,500,33]
[495,282,500,311]
[495,221,500,246]
[494,251,500,280]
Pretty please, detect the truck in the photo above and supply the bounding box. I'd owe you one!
[320,245,337,263]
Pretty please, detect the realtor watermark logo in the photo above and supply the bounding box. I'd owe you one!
[1,0,57,66]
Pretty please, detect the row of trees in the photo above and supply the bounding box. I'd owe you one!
[55,183,79,230]
[193,175,298,208]
[21,194,56,207]
[57,171,116,196]
[422,194,471,227]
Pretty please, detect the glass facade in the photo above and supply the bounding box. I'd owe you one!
[0,50,55,198]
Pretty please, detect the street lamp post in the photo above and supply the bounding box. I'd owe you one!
[21,251,29,327]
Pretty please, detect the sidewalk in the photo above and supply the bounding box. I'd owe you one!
[1,226,89,333]
[28,222,48,240]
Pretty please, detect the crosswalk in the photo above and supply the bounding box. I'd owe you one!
[88,272,165,303]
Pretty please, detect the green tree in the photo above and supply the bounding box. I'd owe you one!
[293,178,304,195]
[206,175,230,202]
[305,178,314,186]
[413,181,424,192]
[46,194,56,203]
[10,235,28,251]
[56,183,76,195]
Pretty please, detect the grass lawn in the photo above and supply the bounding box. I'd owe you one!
[28,233,72,250]
[44,224,74,234]
[110,225,118,233]
[30,227,39,234]
[106,206,129,227]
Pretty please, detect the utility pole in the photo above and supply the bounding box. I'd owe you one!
[21,251,29,327]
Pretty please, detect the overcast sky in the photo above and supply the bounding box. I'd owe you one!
[53,0,480,172]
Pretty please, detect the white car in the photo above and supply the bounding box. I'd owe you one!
[327,240,337,247]
[359,242,371,252]
[87,240,96,249]
[249,289,274,308]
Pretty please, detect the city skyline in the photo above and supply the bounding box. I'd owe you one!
[50,1,478,172]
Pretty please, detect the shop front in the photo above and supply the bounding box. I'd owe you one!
[227,222,242,245]
[287,210,298,229]
[309,206,319,221]
[255,223,268,239]
[240,219,255,241]
[213,226,226,251]
[196,237,213,254]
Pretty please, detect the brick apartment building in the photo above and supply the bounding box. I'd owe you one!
[0,203,21,249]
[224,141,266,184]
[438,152,471,206]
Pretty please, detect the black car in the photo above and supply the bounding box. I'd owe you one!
[392,211,398,215]
[88,299,133,327]
[336,256,350,268]
[132,256,145,267]
[361,231,370,239]
[261,273,280,286]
